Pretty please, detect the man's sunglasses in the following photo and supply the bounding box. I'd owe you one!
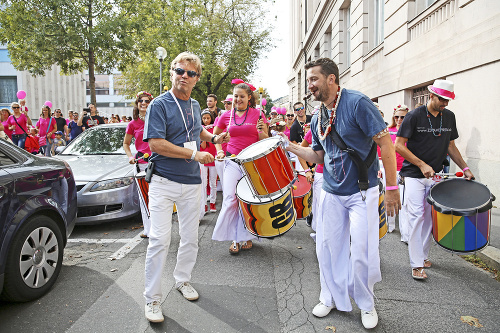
[138,99,151,104]
[173,68,199,78]
[294,107,304,111]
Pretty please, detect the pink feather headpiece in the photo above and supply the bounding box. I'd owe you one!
[231,78,256,91]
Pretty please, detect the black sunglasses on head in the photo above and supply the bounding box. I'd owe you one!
[173,68,199,78]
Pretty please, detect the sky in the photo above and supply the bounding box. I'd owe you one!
[250,0,290,101]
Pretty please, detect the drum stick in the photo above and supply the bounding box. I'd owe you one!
[135,153,150,163]
[435,171,464,177]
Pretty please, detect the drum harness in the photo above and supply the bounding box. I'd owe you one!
[322,108,377,201]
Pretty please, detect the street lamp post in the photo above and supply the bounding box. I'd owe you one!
[155,47,167,95]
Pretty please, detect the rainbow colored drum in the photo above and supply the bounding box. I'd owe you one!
[427,178,494,253]
[236,177,296,238]
[292,174,312,219]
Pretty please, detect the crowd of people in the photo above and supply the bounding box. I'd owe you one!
[3,52,474,330]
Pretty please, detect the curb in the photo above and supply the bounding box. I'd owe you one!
[476,246,500,272]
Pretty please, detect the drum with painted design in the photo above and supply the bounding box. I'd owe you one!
[236,177,296,238]
[378,181,388,240]
[427,178,494,253]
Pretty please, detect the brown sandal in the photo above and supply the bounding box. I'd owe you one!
[241,240,253,250]
[229,241,240,254]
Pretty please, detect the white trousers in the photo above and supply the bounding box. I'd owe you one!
[311,173,324,231]
[215,160,224,190]
[212,160,256,242]
[143,175,201,304]
[135,163,151,236]
[380,166,407,236]
[317,187,381,312]
[200,164,217,204]
[405,177,436,268]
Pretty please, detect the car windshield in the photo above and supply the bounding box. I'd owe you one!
[60,126,137,156]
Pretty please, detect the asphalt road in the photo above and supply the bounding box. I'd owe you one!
[1,194,499,333]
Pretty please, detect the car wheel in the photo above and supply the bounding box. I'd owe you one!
[1,215,64,302]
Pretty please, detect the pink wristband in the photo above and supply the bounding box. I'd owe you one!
[463,167,469,172]
[128,156,134,161]
[386,186,399,191]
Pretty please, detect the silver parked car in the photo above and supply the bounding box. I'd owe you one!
[54,123,140,224]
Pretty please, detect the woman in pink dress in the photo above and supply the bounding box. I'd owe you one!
[212,82,269,254]
[1,108,13,140]
[123,91,153,238]
[36,105,57,156]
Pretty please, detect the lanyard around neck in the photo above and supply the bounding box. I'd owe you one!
[171,91,194,140]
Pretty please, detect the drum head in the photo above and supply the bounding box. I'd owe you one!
[236,176,287,203]
[236,137,281,162]
[136,171,147,178]
[293,175,311,197]
[427,179,493,215]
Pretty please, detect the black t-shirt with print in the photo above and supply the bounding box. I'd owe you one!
[54,117,67,132]
[289,115,312,143]
[82,115,104,128]
[397,105,459,178]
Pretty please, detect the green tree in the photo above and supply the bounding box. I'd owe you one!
[0,0,143,105]
[118,0,274,104]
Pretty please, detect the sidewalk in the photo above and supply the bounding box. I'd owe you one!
[477,207,500,271]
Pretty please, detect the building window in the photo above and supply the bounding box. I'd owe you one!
[371,0,384,49]
[0,76,17,104]
[415,0,438,17]
[412,86,430,108]
[86,74,110,95]
[341,4,351,71]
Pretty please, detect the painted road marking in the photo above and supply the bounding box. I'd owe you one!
[67,231,146,260]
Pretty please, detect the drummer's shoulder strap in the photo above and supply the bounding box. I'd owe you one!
[329,125,377,191]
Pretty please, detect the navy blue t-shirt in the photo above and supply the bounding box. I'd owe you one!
[68,120,84,141]
[143,91,203,184]
[397,105,459,178]
[311,89,386,196]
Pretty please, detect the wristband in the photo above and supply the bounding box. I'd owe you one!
[128,156,135,161]
[463,167,470,172]
[191,149,197,160]
[217,150,224,155]
[211,134,217,143]
[304,168,311,173]
[386,185,399,191]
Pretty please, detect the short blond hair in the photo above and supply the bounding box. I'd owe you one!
[170,52,202,77]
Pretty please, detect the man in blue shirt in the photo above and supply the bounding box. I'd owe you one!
[285,58,400,329]
[142,52,228,323]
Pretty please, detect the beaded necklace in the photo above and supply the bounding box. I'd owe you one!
[317,86,342,141]
[426,107,442,137]
[139,113,146,121]
[233,107,250,126]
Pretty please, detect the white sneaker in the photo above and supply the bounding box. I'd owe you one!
[145,301,164,323]
[312,302,334,317]
[176,282,199,300]
[361,308,378,329]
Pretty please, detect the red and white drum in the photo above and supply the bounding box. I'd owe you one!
[236,137,296,198]
[135,171,150,217]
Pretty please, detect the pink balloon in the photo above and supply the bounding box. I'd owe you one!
[17,90,26,99]
[44,100,52,108]
[262,98,267,106]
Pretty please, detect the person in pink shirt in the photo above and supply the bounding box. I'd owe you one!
[388,104,409,241]
[36,105,57,156]
[123,91,153,238]
[284,110,294,139]
[1,108,13,139]
[8,101,32,149]
[199,110,218,216]
[212,81,269,254]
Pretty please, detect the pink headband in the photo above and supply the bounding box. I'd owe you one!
[231,79,256,91]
